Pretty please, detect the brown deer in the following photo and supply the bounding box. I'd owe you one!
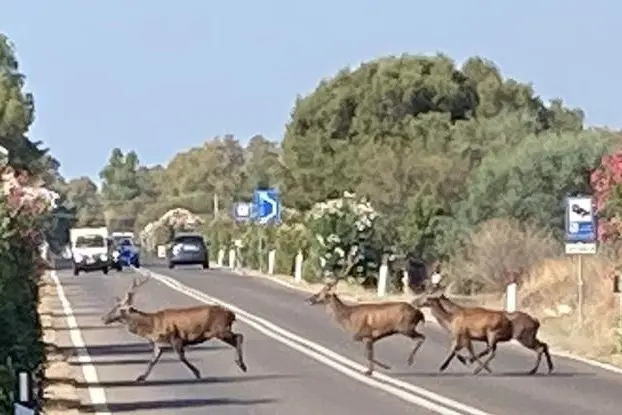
[306,259,426,376]
[101,276,247,382]
[432,291,554,375]
[415,288,514,375]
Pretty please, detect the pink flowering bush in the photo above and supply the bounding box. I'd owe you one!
[590,150,622,242]
[0,165,57,412]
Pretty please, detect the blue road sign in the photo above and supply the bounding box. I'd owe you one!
[253,188,281,225]
[232,202,252,222]
[565,195,597,243]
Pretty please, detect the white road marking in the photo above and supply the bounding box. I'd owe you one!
[136,267,493,415]
[50,270,111,415]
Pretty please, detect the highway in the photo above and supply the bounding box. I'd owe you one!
[51,264,622,414]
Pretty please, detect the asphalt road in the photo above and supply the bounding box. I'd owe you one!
[53,264,622,414]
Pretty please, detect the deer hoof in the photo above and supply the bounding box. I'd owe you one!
[136,375,147,382]
[528,368,538,375]
[364,369,373,376]
[237,361,247,372]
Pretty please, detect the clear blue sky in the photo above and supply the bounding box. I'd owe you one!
[2,0,619,181]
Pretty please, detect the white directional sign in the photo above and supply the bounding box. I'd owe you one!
[232,202,252,222]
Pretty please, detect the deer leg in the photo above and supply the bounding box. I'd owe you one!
[518,333,553,375]
[172,340,201,379]
[218,331,247,372]
[364,339,377,376]
[472,340,496,375]
[136,343,163,382]
[405,330,426,366]
[439,338,461,372]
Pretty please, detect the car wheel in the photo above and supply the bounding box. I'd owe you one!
[168,262,174,269]
[115,264,123,271]
[134,261,140,268]
[102,267,109,275]
[73,268,79,276]
[202,262,209,269]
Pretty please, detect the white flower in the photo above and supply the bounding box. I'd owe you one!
[334,247,345,258]
[327,234,340,244]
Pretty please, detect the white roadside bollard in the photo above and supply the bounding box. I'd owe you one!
[294,250,303,283]
[430,271,442,286]
[228,249,235,269]
[18,372,29,403]
[377,262,389,297]
[217,249,225,267]
[505,282,517,312]
[268,250,276,275]
[402,269,409,295]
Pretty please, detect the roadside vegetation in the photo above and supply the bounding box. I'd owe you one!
[0,34,72,412]
[61,55,622,363]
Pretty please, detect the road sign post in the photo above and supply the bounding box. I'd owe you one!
[564,195,598,329]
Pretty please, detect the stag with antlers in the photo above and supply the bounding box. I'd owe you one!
[102,275,247,382]
[306,257,426,376]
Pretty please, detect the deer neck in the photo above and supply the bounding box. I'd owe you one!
[438,297,462,313]
[326,294,353,327]
[122,307,155,336]
[428,301,454,329]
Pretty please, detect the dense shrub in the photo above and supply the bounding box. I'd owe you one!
[0,166,55,413]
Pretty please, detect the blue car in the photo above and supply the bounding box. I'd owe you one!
[111,238,140,270]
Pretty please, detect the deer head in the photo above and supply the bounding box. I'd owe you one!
[413,279,446,308]
[306,279,339,305]
[102,275,150,324]
[306,255,356,305]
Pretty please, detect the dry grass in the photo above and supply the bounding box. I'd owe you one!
[446,218,622,363]
[448,218,561,294]
[515,255,622,360]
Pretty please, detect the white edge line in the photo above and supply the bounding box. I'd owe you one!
[50,270,111,415]
[138,267,492,415]
[214,264,622,376]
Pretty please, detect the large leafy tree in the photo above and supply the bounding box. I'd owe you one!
[281,53,587,257]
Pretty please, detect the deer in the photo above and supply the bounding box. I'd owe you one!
[430,288,554,375]
[415,286,515,375]
[101,275,248,382]
[306,257,426,376]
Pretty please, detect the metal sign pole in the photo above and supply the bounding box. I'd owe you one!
[577,254,584,327]
[564,194,597,330]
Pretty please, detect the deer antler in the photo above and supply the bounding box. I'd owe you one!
[339,250,358,278]
[122,275,150,305]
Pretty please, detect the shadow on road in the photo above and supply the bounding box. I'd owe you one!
[78,374,296,388]
[81,397,278,412]
[54,325,118,331]
[51,311,106,318]
[69,357,201,366]
[59,342,228,357]
[392,371,594,378]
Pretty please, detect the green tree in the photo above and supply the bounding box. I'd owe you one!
[242,134,283,191]
[0,34,49,174]
[62,177,105,227]
[281,53,586,257]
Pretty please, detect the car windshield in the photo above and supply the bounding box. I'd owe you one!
[174,236,204,246]
[75,235,105,248]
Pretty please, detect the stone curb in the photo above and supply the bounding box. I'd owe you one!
[37,272,83,413]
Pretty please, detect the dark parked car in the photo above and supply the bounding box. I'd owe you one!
[166,233,210,269]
